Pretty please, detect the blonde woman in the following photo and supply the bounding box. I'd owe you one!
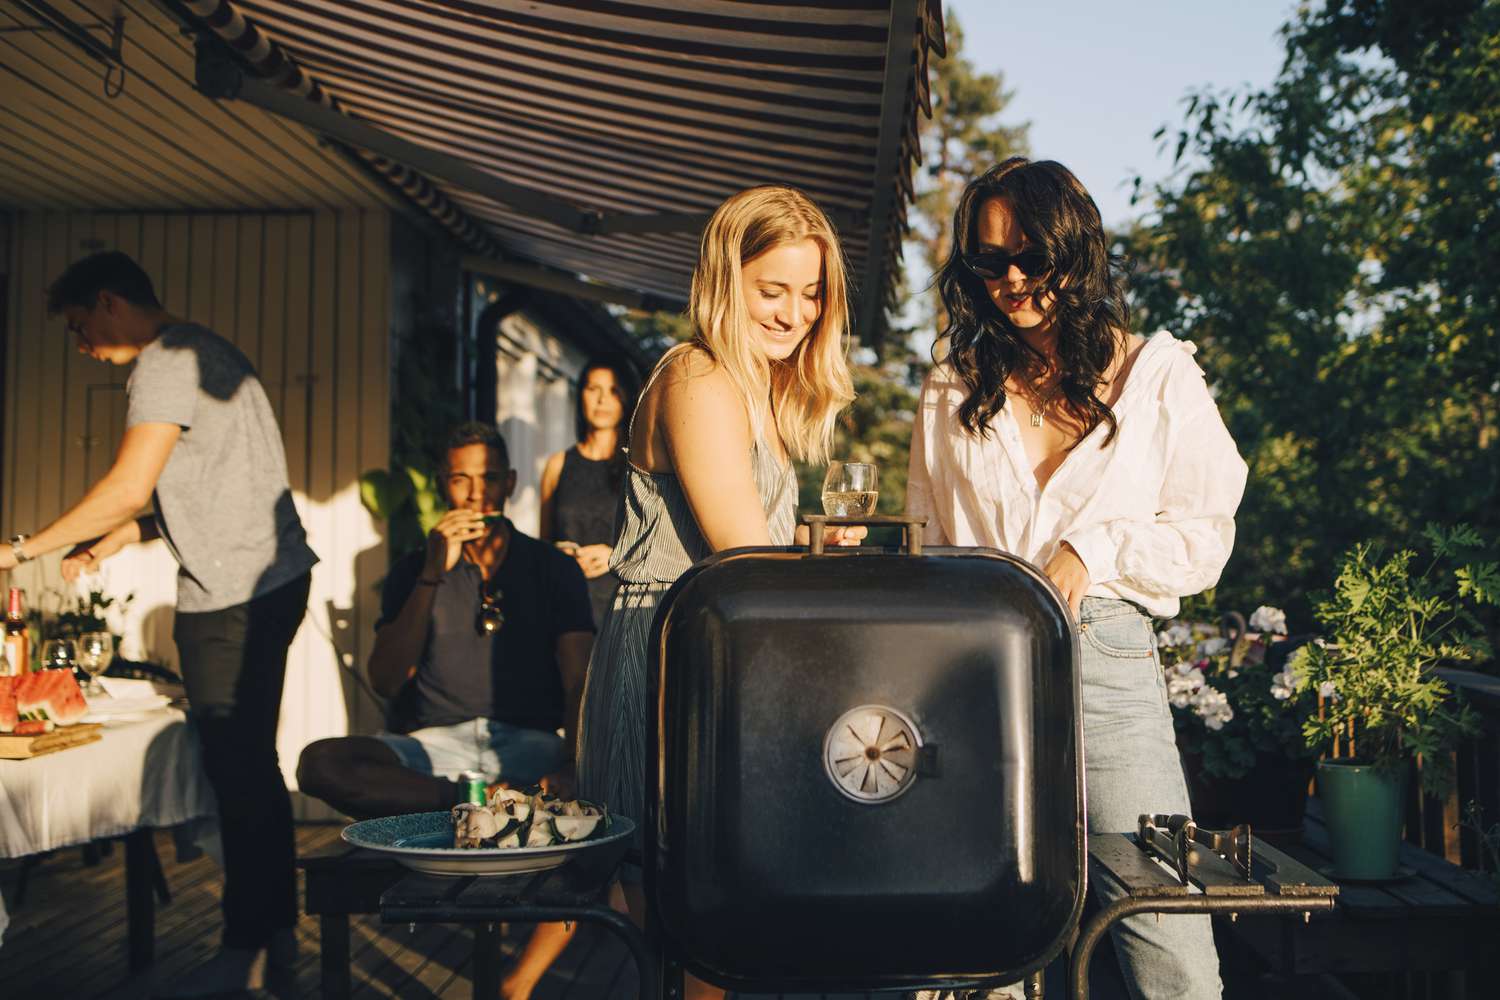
[576,186,860,998]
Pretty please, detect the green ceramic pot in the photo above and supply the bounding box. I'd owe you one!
[1316,759,1405,879]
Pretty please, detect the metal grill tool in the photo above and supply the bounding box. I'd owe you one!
[1137,813,1253,885]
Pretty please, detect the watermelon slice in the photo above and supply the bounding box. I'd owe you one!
[14,669,88,726]
[0,676,16,733]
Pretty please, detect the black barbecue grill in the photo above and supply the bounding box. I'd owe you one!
[646,516,1087,995]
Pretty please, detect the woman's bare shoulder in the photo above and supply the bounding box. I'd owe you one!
[658,347,736,406]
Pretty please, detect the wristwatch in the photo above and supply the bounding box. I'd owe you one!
[7,534,31,564]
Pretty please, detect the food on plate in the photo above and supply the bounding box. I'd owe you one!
[12,669,89,727]
[13,719,53,736]
[450,789,608,849]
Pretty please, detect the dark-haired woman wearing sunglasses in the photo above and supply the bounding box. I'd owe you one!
[907,157,1246,999]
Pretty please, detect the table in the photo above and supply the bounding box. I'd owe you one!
[0,708,217,966]
[1228,803,1500,997]
[1076,832,1339,1000]
[382,866,654,1000]
[302,843,653,999]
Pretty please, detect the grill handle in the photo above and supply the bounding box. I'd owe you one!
[802,514,928,557]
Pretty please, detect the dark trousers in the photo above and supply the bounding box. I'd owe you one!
[174,572,311,950]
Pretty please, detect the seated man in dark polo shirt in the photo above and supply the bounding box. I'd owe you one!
[299,423,594,1000]
[298,422,594,814]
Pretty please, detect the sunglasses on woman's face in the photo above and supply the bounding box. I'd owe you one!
[961,248,1050,281]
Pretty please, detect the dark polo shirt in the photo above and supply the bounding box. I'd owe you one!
[378,523,594,734]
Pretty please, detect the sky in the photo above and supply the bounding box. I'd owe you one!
[945,0,1300,229]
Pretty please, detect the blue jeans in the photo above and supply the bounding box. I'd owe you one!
[375,717,566,786]
[1079,597,1222,999]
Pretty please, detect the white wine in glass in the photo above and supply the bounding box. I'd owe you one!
[821,461,879,517]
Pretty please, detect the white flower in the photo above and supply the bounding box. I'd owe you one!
[1227,667,1240,679]
[1270,670,1297,700]
[1197,637,1229,657]
[1159,623,1193,647]
[1191,685,1235,730]
[1167,665,1206,708]
[1318,680,1339,701]
[1250,605,1288,635]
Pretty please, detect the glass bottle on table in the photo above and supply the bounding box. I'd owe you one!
[3,587,28,676]
[40,638,78,675]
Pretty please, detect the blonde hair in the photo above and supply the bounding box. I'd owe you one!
[657,186,855,465]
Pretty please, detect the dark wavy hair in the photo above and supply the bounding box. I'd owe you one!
[574,356,638,488]
[937,157,1130,445]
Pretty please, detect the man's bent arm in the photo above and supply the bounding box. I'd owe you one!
[367,583,438,699]
[12,423,178,560]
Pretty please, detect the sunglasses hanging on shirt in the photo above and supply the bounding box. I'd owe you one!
[475,574,505,636]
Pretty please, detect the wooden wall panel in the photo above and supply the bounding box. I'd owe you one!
[0,210,390,814]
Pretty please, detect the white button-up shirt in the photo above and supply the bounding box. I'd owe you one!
[907,333,1248,619]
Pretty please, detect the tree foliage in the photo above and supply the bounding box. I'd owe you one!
[1125,0,1500,630]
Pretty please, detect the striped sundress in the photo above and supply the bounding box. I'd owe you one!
[575,431,797,851]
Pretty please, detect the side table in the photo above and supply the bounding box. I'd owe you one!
[1074,832,1339,1000]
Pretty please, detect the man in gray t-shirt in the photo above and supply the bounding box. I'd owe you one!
[124,322,316,611]
[0,252,316,997]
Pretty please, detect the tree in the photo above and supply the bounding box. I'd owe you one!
[1125,0,1500,629]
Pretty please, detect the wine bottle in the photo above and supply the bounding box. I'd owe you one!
[3,587,29,676]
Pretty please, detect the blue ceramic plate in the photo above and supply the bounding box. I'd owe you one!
[342,811,635,876]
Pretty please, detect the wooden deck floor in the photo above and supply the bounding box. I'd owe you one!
[0,822,1320,999]
[0,823,891,999]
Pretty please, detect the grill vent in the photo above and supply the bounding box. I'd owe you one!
[823,705,922,804]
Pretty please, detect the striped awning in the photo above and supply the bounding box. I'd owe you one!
[171,0,944,343]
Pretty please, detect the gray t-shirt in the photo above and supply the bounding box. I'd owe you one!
[126,323,318,612]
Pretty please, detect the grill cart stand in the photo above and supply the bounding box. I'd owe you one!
[1070,832,1338,1000]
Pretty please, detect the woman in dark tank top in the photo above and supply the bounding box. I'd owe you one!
[540,357,638,627]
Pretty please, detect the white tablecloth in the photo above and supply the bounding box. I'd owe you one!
[0,709,218,944]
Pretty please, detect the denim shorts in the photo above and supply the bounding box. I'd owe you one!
[375,717,566,786]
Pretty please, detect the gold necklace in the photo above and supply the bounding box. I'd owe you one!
[1025,380,1064,428]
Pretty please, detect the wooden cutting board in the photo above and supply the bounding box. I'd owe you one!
[0,723,103,759]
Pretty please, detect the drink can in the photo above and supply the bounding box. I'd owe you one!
[459,771,488,805]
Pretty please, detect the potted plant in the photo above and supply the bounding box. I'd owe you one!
[1290,524,1495,879]
[1158,605,1321,836]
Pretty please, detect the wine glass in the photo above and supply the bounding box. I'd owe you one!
[77,631,114,697]
[821,461,879,517]
[40,638,78,677]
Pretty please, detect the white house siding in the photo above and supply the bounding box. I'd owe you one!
[0,210,390,815]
